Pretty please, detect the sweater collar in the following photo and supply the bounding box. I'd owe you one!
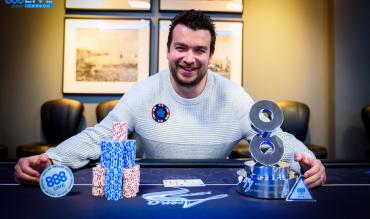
[164,69,213,105]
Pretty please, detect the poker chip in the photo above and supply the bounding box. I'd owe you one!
[123,165,140,198]
[40,165,74,198]
[152,104,170,123]
[91,163,140,199]
[92,165,105,197]
[123,140,136,168]
[112,122,128,141]
[103,140,125,201]
[92,186,104,197]
[92,165,105,187]
[93,121,140,200]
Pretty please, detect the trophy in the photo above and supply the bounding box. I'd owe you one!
[237,100,298,199]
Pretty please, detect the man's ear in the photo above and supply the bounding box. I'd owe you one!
[208,53,213,65]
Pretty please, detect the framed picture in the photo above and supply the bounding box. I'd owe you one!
[63,18,150,94]
[65,0,151,11]
[160,0,243,13]
[158,20,243,85]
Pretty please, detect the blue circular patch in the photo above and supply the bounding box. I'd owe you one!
[152,104,170,123]
[39,165,74,198]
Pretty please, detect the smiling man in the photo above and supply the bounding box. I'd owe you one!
[167,21,213,98]
[15,10,326,188]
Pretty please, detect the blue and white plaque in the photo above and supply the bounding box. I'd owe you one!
[39,165,74,198]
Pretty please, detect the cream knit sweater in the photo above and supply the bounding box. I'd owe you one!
[46,70,314,173]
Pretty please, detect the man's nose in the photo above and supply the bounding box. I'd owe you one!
[183,51,195,64]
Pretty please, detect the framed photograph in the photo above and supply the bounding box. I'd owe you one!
[65,0,151,11]
[63,18,150,94]
[158,20,243,85]
[160,0,243,13]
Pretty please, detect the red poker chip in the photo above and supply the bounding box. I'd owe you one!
[92,186,104,197]
[112,122,128,141]
[92,165,105,187]
[122,165,140,198]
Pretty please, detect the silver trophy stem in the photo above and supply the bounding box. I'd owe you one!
[237,161,297,199]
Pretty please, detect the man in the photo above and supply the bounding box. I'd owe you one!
[14,10,326,188]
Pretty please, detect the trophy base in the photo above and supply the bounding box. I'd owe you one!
[237,161,298,199]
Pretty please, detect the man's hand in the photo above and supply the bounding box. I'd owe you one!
[295,152,326,188]
[14,154,52,185]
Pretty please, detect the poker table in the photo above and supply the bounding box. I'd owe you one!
[1,159,369,219]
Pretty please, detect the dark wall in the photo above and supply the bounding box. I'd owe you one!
[0,2,65,158]
[334,0,370,159]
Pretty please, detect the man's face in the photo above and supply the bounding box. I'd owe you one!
[167,24,212,87]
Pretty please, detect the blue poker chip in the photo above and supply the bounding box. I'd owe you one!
[152,104,170,123]
[39,165,74,198]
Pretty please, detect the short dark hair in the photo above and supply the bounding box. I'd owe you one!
[167,9,216,56]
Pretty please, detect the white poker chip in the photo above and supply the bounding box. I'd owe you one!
[39,165,74,198]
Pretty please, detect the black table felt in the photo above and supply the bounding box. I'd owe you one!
[1,163,370,219]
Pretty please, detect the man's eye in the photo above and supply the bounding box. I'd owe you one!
[196,49,206,54]
[176,47,185,51]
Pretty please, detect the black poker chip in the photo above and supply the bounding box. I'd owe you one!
[152,104,170,123]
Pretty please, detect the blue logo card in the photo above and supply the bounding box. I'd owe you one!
[39,165,74,198]
[286,176,316,201]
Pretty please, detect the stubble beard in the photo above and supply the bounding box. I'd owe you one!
[169,63,208,88]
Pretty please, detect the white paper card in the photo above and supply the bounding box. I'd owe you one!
[163,179,205,187]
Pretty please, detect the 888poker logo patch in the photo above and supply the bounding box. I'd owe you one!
[152,104,170,123]
[4,0,54,8]
[39,165,74,198]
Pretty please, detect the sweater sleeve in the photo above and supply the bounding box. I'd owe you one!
[274,128,316,173]
[45,90,138,169]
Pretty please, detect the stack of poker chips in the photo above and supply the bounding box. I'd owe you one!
[92,164,105,197]
[102,140,125,200]
[123,163,140,198]
[92,122,140,200]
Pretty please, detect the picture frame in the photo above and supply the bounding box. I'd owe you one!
[159,0,243,13]
[65,0,151,11]
[158,19,243,85]
[63,18,151,94]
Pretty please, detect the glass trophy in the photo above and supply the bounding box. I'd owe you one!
[237,100,298,199]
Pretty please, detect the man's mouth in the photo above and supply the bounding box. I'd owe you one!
[178,65,198,73]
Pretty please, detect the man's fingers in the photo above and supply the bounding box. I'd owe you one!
[18,159,40,177]
[320,174,326,185]
[303,160,321,178]
[14,164,39,184]
[294,152,303,162]
[306,170,325,188]
[22,164,41,177]
[296,153,326,188]
[29,155,46,166]
[304,171,321,186]
[27,155,51,173]
[304,165,325,188]
[302,154,312,165]
[306,179,322,188]
[295,152,313,173]
[39,154,50,163]
[295,152,311,166]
